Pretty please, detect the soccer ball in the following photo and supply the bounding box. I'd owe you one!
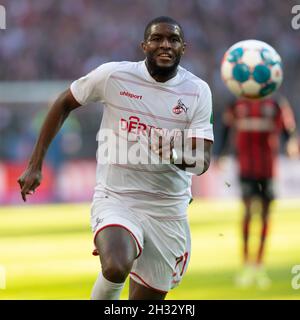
[221,39,283,99]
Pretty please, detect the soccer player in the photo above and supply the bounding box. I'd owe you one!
[217,94,298,289]
[17,16,214,300]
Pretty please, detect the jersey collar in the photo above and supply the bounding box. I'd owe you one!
[140,60,183,86]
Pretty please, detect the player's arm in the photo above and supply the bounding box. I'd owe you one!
[17,89,81,201]
[151,130,212,175]
[172,137,212,175]
[168,82,214,175]
[277,95,299,158]
[282,123,299,158]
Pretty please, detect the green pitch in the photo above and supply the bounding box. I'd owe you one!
[0,199,299,300]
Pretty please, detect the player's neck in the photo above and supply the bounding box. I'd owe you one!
[145,60,178,83]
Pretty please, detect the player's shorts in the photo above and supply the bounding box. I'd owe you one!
[240,177,275,201]
[90,189,191,293]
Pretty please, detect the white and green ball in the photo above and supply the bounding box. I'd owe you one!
[221,40,283,99]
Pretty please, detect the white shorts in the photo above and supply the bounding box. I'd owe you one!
[91,189,191,293]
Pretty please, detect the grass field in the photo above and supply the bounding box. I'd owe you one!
[0,199,300,300]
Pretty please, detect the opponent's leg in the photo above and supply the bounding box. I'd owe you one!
[242,198,252,264]
[129,278,167,300]
[91,226,137,300]
[255,198,272,288]
[235,197,255,287]
[256,198,271,265]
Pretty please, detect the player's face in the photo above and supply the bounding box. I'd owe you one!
[141,23,185,76]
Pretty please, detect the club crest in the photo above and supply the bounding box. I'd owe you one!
[173,99,188,115]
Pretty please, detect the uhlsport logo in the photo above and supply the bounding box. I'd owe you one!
[120,91,142,100]
[291,5,300,30]
[0,5,6,30]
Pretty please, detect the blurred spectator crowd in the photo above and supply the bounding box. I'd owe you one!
[0,0,299,163]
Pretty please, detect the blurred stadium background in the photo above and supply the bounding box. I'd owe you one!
[0,0,300,299]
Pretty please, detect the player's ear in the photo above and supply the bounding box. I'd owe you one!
[141,41,146,53]
[182,42,186,55]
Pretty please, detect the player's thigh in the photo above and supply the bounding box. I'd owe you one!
[91,193,144,266]
[130,217,191,293]
[240,177,257,200]
[129,278,167,300]
[95,226,137,266]
[260,179,275,201]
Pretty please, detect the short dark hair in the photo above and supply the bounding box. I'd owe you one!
[144,16,184,41]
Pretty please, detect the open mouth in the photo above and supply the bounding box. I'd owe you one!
[157,53,173,61]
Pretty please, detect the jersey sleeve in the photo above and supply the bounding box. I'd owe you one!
[70,62,118,105]
[187,82,214,142]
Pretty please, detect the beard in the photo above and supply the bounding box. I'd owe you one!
[145,53,181,79]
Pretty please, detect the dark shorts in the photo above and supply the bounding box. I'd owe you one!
[240,177,275,201]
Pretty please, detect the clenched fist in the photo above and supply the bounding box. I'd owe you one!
[17,168,42,202]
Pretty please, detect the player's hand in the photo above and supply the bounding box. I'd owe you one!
[286,137,299,159]
[214,156,228,170]
[149,129,174,162]
[17,167,42,202]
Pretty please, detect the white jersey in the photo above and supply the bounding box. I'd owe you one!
[70,61,214,217]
